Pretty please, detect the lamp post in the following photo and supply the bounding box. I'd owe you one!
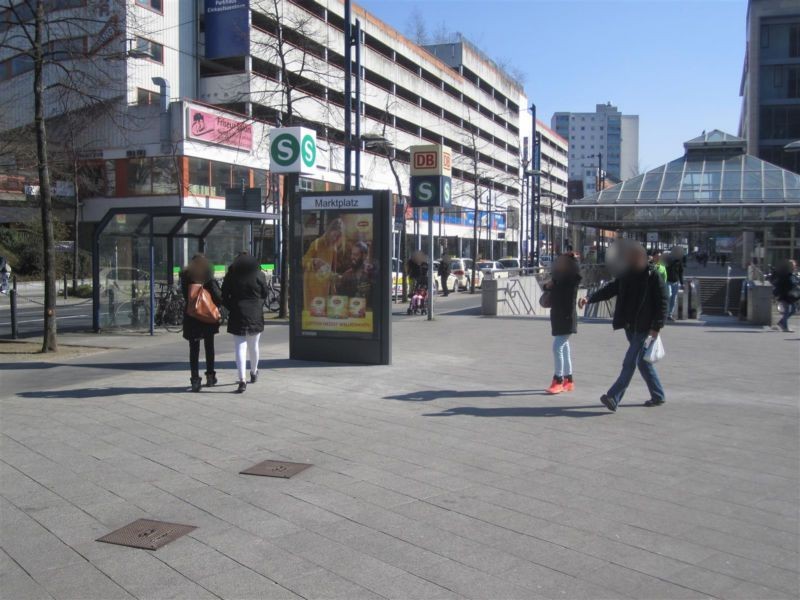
[529,104,540,267]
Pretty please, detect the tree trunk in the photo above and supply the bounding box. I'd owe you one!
[387,155,408,302]
[471,183,478,293]
[34,0,57,352]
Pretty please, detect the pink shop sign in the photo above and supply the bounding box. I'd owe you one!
[187,108,253,151]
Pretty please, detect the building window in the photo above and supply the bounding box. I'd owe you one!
[789,67,800,99]
[760,24,770,48]
[774,65,784,87]
[136,87,160,105]
[188,158,210,196]
[134,36,163,63]
[151,157,177,194]
[790,25,800,58]
[135,0,163,12]
[211,161,231,197]
[127,158,152,195]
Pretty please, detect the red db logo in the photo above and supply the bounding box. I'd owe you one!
[414,152,437,169]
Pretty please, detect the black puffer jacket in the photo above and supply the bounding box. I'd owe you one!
[588,266,668,333]
[549,270,582,336]
[221,255,268,336]
[771,270,800,303]
[666,259,683,285]
[180,269,222,341]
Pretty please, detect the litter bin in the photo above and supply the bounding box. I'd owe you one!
[747,283,773,326]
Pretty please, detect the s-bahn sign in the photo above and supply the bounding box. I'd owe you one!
[270,127,317,174]
[410,175,452,208]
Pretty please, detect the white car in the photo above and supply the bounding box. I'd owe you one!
[476,260,508,280]
[450,258,483,290]
[432,260,460,293]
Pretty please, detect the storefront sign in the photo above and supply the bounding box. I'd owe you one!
[291,191,392,365]
[204,0,249,59]
[270,127,317,174]
[410,144,452,177]
[187,108,253,151]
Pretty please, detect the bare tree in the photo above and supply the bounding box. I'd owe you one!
[249,0,337,318]
[1,0,126,351]
[405,7,429,45]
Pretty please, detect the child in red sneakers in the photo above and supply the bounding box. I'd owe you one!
[543,254,581,394]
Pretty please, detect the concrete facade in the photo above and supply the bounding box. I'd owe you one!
[738,0,800,175]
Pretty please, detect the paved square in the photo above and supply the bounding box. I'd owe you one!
[1,302,798,599]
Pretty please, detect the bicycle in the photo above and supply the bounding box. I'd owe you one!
[264,275,280,313]
[154,283,184,333]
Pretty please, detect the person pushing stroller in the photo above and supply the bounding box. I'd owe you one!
[406,252,429,315]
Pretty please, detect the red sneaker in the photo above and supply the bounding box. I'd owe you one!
[563,378,574,392]
[546,378,564,394]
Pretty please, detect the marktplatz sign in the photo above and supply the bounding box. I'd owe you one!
[270,127,317,174]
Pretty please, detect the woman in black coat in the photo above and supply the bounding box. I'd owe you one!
[542,253,582,394]
[222,252,268,393]
[180,254,222,392]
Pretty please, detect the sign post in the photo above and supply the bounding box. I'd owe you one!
[410,145,452,320]
[289,191,392,365]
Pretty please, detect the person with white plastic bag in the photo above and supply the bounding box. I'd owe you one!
[579,241,668,412]
[643,334,665,363]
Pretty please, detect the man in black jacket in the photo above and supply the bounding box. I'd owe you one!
[579,243,668,412]
[438,256,451,296]
[665,252,684,321]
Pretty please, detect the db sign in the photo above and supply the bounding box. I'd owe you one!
[270,127,317,174]
[410,175,452,208]
[410,144,452,177]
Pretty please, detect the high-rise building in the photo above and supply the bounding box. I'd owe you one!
[552,103,639,197]
[739,0,800,174]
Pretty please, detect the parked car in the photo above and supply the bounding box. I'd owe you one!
[432,260,460,293]
[476,260,508,280]
[449,257,483,290]
[498,257,521,272]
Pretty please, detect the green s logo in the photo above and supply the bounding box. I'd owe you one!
[271,133,299,166]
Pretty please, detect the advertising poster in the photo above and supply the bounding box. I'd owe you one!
[204,0,249,59]
[187,107,253,150]
[299,195,376,336]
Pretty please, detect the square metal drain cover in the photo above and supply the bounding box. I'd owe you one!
[240,460,312,479]
[96,519,196,551]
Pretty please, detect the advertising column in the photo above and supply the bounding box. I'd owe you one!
[290,191,392,365]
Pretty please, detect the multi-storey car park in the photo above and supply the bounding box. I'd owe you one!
[0,0,568,275]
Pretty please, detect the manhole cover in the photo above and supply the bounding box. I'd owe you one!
[240,460,312,479]
[96,519,196,551]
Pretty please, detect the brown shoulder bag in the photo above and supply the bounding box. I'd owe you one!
[187,283,221,324]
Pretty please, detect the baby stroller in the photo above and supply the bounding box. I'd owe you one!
[408,281,428,315]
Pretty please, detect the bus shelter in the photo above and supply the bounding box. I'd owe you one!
[92,206,276,333]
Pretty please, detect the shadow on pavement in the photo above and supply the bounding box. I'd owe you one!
[18,386,191,398]
[424,405,611,418]
[385,389,545,402]
[0,358,355,372]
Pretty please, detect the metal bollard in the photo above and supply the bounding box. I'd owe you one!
[10,275,18,339]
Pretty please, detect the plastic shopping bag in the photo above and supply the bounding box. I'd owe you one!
[643,335,665,364]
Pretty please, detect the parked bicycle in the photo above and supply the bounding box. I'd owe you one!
[154,283,184,332]
[264,274,280,313]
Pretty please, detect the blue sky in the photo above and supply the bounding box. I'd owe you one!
[358,0,748,172]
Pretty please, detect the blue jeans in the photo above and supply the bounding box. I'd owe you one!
[552,334,572,377]
[607,330,665,406]
[667,282,680,318]
[778,301,797,331]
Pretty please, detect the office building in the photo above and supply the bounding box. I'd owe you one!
[552,103,639,197]
[739,0,800,174]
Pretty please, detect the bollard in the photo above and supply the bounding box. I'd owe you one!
[63,272,68,300]
[10,275,18,339]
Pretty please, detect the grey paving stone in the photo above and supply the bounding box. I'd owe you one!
[281,567,385,599]
[34,561,136,600]
[197,565,304,599]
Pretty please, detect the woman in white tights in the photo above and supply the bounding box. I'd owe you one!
[221,252,269,393]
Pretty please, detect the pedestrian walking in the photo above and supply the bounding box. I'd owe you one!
[438,255,451,296]
[542,253,582,394]
[0,256,10,294]
[180,254,223,393]
[651,252,667,283]
[579,241,668,412]
[770,259,799,333]
[665,250,684,321]
[222,252,268,394]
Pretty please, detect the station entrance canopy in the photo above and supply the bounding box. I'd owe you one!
[566,130,800,230]
[92,206,276,333]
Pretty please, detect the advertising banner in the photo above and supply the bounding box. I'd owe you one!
[299,195,376,335]
[187,107,253,150]
[291,191,392,365]
[204,0,250,59]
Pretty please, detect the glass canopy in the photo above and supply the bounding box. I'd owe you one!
[568,130,800,228]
